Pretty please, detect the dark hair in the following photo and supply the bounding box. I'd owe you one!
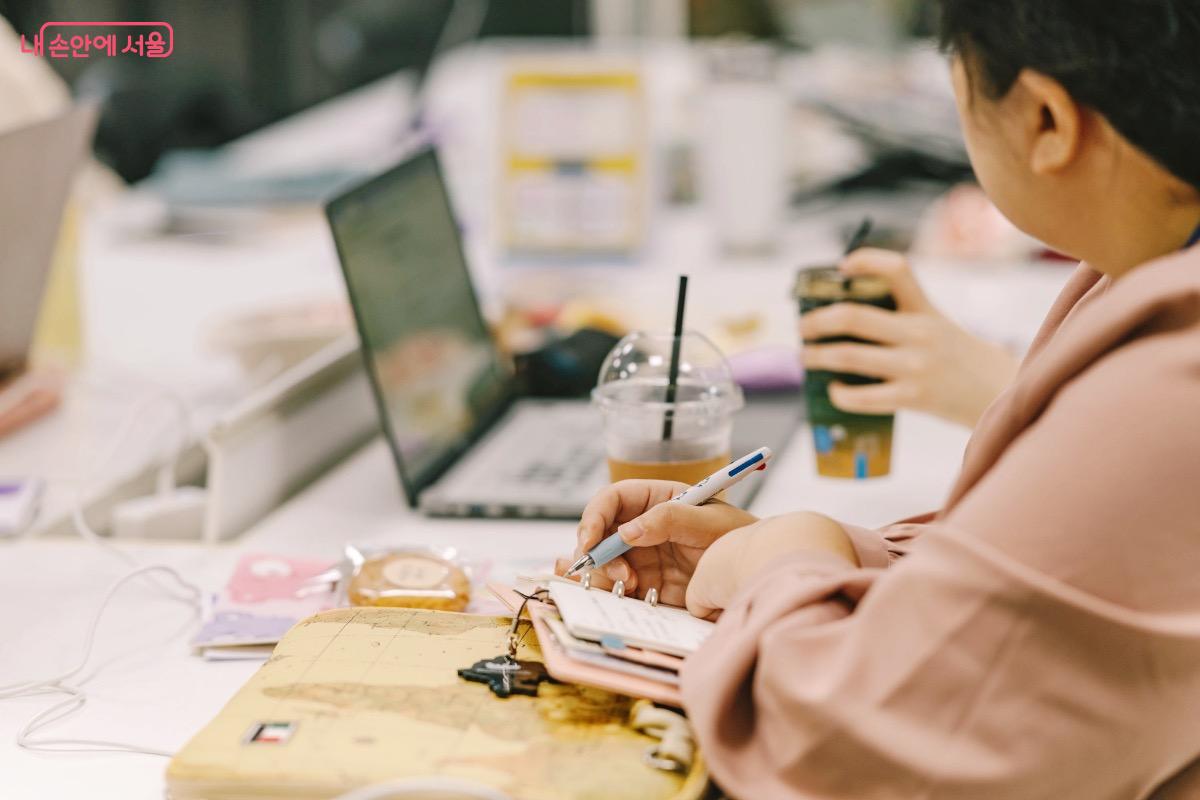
[936,0,1200,190]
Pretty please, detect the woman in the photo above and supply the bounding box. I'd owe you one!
[560,0,1200,796]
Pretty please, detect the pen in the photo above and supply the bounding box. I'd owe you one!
[564,447,774,578]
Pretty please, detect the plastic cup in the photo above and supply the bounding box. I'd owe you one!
[795,266,897,479]
[592,331,743,486]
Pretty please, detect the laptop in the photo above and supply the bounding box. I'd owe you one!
[326,148,800,518]
[326,148,604,517]
[0,105,98,384]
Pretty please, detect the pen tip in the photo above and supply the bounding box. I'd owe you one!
[564,555,591,578]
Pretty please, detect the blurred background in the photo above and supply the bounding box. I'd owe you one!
[5,0,941,182]
[0,0,1068,537]
[0,7,1111,792]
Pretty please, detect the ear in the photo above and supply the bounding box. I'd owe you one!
[1015,69,1083,175]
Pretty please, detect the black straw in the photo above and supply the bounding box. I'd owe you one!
[662,275,689,441]
[844,217,874,256]
[842,217,873,291]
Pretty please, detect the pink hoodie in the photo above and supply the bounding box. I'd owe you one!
[682,250,1200,799]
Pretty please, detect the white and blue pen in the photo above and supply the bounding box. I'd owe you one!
[563,447,773,578]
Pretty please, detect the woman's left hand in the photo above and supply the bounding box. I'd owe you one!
[685,511,858,619]
[800,248,1018,428]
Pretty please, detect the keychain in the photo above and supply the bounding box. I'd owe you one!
[458,588,553,698]
[631,700,696,773]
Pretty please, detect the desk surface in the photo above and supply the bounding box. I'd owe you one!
[0,195,1067,800]
[0,409,970,800]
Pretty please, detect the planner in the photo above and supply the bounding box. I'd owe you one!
[547,580,714,657]
[485,577,708,708]
[167,607,709,800]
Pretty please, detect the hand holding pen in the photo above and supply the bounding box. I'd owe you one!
[555,449,771,609]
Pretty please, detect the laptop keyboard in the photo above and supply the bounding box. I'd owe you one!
[465,404,605,494]
[510,441,604,487]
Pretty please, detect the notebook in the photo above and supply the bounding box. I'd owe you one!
[488,577,711,707]
[528,603,685,707]
[190,554,337,659]
[167,607,710,800]
[547,580,714,657]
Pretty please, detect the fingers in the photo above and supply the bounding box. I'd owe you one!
[576,484,641,554]
[554,557,641,597]
[575,480,686,555]
[800,302,913,345]
[802,342,903,380]
[685,594,719,620]
[828,380,914,415]
[615,501,755,550]
[596,555,638,593]
[840,248,931,311]
[553,556,634,593]
[684,563,723,619]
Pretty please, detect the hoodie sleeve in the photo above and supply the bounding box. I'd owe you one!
[680,325,1200,800]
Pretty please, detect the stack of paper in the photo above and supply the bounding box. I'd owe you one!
[190,554,337,660]
[498,578,716,707]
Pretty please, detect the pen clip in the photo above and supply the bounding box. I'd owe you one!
[672,477,710,501]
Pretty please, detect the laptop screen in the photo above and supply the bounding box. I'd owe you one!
[326,149,514,503]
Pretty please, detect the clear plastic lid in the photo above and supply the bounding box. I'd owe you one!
[592,331,743,416]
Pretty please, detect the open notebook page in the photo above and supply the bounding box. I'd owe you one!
[548,581,715,657]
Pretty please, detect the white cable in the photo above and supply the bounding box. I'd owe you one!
[148,382,192,495]
[75,382,192,508]
[70,388,199,602]
[1,381,206,758]
[16,687,173,757]
[1,565,201,756]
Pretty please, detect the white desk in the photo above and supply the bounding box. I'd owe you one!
[0,194,1071,799]
[0,405,971,800]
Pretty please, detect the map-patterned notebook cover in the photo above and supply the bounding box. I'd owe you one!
[168,607,708,800]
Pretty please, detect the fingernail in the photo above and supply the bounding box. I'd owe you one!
[618,521,644,542]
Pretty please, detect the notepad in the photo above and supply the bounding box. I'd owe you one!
[548,581,715,657]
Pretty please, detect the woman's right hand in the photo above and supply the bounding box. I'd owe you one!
[554,479,758,609]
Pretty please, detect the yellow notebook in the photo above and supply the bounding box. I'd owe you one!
[167,608,708,800]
